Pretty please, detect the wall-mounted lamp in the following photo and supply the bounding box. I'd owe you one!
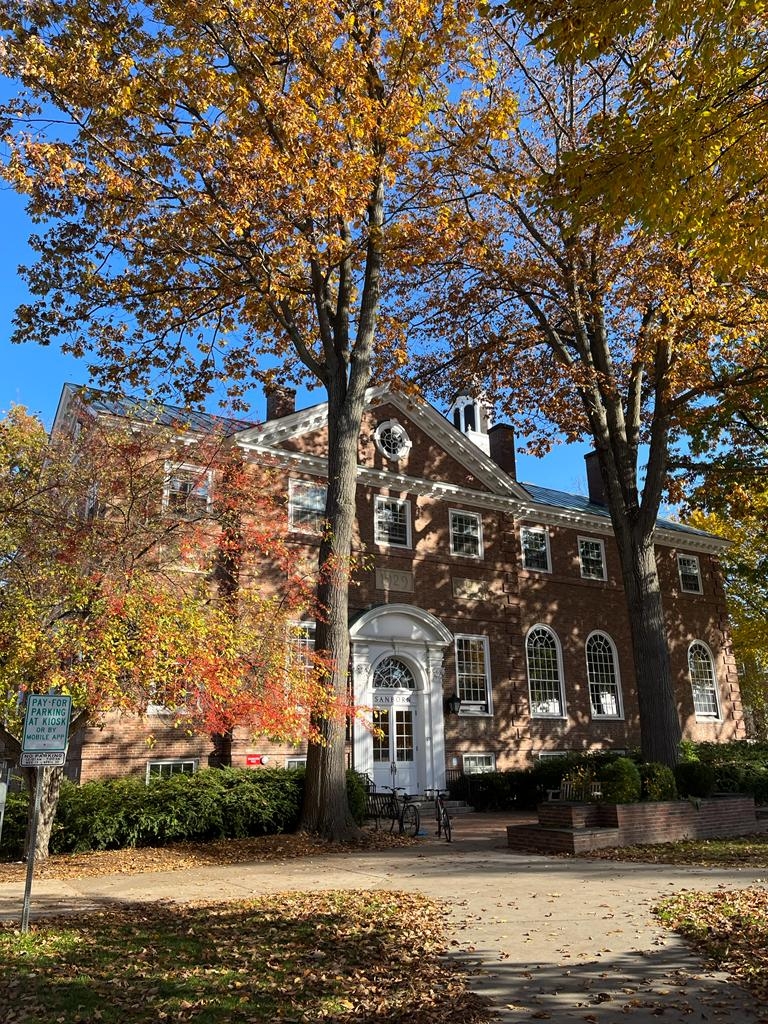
[445,693,463,715]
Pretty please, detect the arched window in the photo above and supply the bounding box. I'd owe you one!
[373,657,416,689]
[585,632,623,718]
[526,626,565,717]
[688,642,720,719]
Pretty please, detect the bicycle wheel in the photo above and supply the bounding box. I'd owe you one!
[440,806,452,843]
[401,803,420,837]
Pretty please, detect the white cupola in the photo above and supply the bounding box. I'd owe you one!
[447,393,493,455]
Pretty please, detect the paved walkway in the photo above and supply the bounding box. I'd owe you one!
[2,813,767,1024]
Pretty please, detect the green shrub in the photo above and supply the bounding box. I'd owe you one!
[0,790,29,861]
[638,762,677,801]
[674,760,716,798]
[598,757,642,803]
[345,769,368,825]
[50,767,305,854]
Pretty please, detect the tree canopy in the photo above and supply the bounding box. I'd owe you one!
[506,1,768,274]
[413,19,768,762]
[0,401,333,855]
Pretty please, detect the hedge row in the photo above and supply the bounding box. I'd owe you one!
[1,767,368,862]
[448,743,768,811]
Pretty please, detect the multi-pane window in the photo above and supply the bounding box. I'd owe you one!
[285,756,307,770]
[585,632,623,718]
[164,465,212,518]
[146,759,197,784]
[454,635,492,715]
[678,554,703,594]
[578,537,606,581]
[374,495,411,547]
[526,626,566,717]
[289,479,327,534]
[372,708,390,763]
[290,622,316,672]
[689,641,720,718]
[463,753,496,774]
[521,527,551,571]
[450,510,483,557]
[394,710,414,761]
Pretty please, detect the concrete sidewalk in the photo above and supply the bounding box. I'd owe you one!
[2,812,766,1024]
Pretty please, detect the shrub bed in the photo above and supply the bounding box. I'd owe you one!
[0,767,365,861]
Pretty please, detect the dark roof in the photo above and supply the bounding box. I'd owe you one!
[521,482,714,539]
[64,384,258,436]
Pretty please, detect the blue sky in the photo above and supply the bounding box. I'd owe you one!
[0,162,591,495]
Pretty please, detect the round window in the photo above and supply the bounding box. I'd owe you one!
[374,420,411,461]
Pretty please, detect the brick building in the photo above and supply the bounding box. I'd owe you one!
[10,382,744,790]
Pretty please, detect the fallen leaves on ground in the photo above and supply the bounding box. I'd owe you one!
[579,833,768,867]
[655,886,768,1003]
[0,829,416,883]
[0,890,493,1024]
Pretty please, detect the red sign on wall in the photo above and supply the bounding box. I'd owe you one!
[246,754,269,767]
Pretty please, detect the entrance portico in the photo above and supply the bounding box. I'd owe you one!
[350,604,453,795]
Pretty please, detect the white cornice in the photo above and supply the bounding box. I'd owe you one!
[236,440,726,554]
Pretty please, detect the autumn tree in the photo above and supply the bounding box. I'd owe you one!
[0,399,332,857]
[0,0,475,839]
[506,1,768,275]
[416,22,768,764]
[687,493,768,739]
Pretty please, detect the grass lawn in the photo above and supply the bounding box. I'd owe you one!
[656,888,768,1003]
[583,832,768,867]
[0,890,492,1024]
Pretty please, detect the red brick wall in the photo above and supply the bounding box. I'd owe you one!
[55,398,744,782]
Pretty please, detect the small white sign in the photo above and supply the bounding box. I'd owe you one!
[21,694,72,754]
[20,751,67,767]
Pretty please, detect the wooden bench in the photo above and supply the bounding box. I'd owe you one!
[546,780,603,802]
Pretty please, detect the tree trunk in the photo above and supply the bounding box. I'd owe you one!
[616,532,682,766]
[22,765,65,861]
[300,380,369,840]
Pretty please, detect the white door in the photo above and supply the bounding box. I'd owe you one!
[371,656,419,794]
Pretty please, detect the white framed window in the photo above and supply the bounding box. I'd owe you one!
[374,495,411,548]
[585,631,623,718]
[578,537,606,581]
[285,756,307,770]
[146,758,198,783]
[374,420,412,461]
[463,752,496,774]
[289,479,327,534]
[454,634,492,715]
[678,554,703,594]
[688,641,720,719]
[164,464,213,518]
[449,509,483,558]
[526,625,566,718]
[521,526,551,572]
[84,482,102,521]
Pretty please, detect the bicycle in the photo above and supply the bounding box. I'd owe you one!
[424,787,452,842]
[375,786,421,837]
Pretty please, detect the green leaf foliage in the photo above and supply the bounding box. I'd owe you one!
[638,762,677,802]
[598,757,642,804]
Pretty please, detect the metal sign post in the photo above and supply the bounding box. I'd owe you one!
[18,693,72,933]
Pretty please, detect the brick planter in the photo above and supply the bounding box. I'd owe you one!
[507,795,768,855]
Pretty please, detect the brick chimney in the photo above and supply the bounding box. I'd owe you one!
[265,385,296,421]
[584,450,606,505]
[488,423,517,479]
